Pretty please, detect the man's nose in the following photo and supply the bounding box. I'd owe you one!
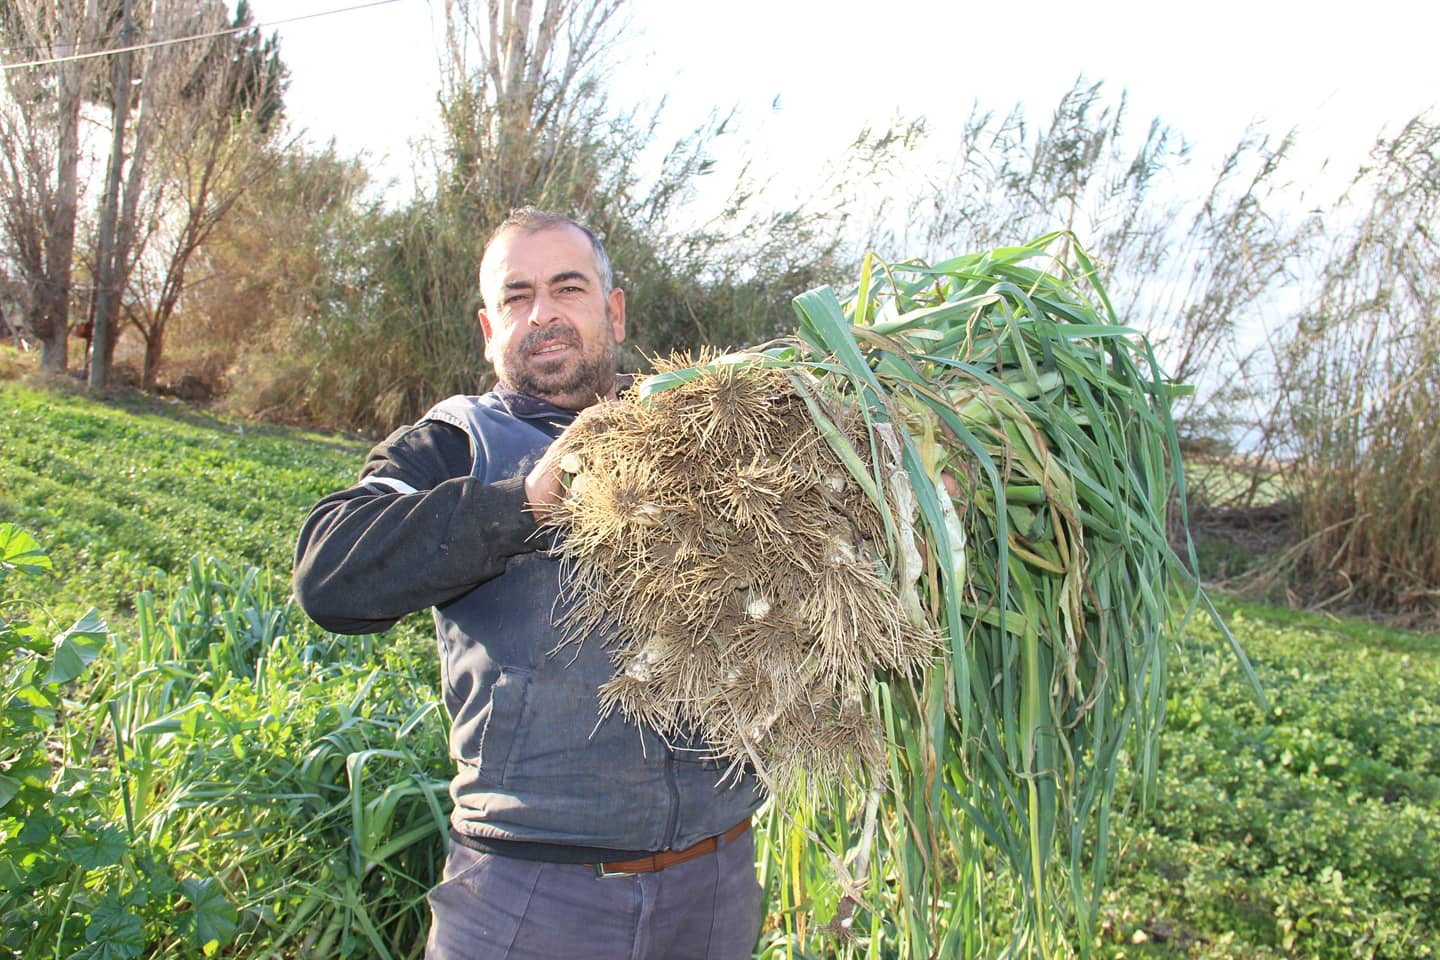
[527,291,561,326]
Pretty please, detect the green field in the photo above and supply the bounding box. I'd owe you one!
[2,378,1437,958]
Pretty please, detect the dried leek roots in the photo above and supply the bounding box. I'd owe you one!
[544,357,937,788]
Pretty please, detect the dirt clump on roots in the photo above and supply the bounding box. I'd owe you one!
[542,355,938,791]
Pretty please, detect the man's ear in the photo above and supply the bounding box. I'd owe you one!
[477,306,495,361]
[608,288,627,344]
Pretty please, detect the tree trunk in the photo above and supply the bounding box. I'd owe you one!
[29,282,68,372]
[89,0,138,388]
[33,0,97,372]
[37,318,67,370]
[141,324,164,391]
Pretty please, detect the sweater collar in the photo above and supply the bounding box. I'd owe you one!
[491,376,634,422]
[492,382,579,422]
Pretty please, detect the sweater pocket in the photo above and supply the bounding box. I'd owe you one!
[474,667,530,786]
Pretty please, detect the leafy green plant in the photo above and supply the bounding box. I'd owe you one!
[101,557,447,958]
[2,536,448,959]
[0,525,106,808]
[1,528,266,960]
[1,523,123,956]
[1100,603,1440,958]
[0,380,368,619]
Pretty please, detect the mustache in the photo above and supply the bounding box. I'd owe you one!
[520,323,579,352]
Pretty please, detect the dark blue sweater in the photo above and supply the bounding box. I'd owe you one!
[294,388,762,856]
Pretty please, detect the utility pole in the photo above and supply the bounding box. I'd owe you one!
[88,0,136,389]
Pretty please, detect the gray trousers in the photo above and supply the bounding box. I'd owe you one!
[424,829,763,959]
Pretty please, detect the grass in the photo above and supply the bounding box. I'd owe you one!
[1,376,1437,958]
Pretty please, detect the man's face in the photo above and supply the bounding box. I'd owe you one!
[478,224,626,410]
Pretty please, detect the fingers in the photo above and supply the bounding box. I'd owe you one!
[524,444,567,519]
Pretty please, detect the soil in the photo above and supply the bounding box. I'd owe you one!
[1185,500,1299,570]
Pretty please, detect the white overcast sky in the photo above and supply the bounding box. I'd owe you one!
[245,0,1439,217]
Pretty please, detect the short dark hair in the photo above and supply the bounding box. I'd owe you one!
[479,207,614,299]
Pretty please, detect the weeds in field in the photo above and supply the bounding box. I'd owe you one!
[2,526,446,958]
[1099,604,1440,958]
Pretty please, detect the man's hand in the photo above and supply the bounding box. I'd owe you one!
[524,443,567,520]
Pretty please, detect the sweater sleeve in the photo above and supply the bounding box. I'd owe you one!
[292,420,543,635]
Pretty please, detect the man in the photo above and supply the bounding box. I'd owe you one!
[293,208,765,959]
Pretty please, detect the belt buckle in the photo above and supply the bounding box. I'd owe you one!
[593,863,636,879]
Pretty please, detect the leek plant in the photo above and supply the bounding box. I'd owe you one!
[546,232,1260,958]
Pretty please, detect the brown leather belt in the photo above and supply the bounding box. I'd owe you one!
[591,817,751,878]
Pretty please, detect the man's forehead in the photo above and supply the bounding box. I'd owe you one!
[482,224,596,285]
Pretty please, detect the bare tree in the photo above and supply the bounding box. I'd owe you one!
[0,0,103,372]
[89,0,205,386]
[123,6,287,389]
[87,0,284,388]
[437,0,625,214]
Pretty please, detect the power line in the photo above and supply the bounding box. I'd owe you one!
[1,0,401,72]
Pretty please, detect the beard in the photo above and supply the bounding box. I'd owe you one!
[502,315,619,410]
